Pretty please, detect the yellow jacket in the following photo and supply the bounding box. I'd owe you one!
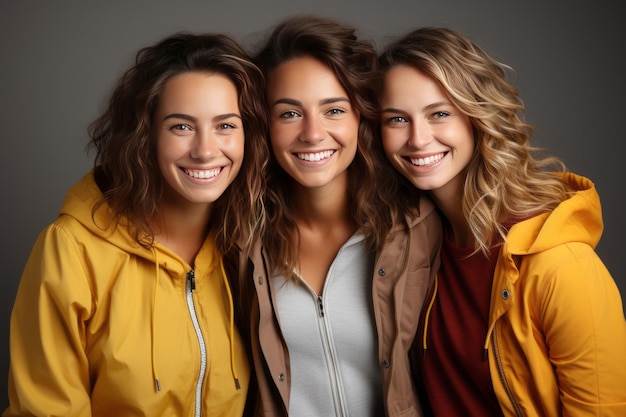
[422,172,626,416]
[4,170,249,417]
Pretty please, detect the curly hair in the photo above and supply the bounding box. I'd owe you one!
[378,27,571,255]
[252,15,398,280]
[87,32,268,256]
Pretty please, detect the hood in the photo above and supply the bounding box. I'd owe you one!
[59,169,187,276]
[503,172,603,257]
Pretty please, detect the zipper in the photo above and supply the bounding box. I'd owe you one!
[491,326,522,417]
[186,269,207,417]
[315,294,347,417]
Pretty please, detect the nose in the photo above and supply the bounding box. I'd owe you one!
[299,115,325,144]
[407,118,432,148]
[190,130,219,160]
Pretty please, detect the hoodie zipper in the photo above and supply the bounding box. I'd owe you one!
[315,294,347,417]
[186,269,207,417]
[491,324,523,417]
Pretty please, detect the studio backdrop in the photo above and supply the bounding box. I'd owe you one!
[1,0,623,410]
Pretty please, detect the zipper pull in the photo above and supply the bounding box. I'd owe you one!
[317,296,324,317]
[187,269,196,291]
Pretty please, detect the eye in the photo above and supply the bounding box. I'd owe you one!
[172,124,192,131]
[217,122,237,130]
[386,116,408,124]
[279,110,300,119]
[326,107,346,116]
[431,111,450,120]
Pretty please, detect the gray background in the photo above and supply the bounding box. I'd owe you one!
[1,0,623,410]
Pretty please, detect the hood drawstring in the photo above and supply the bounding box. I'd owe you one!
[151,247,162,391]
[150,245,239,391]
[422,274,438,359]
[219,256,241,390]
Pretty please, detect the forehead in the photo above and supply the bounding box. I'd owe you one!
[157,72,239,112]
[267,56,346,101]
[382,65,447,104]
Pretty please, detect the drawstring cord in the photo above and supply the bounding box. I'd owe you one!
[219,256,241,389]
[422,274,438,359]
[151,247,162,391]
[150,244,240,392]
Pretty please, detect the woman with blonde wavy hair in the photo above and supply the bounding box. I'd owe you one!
[378,26,626,417]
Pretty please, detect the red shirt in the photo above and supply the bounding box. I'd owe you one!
[416,226,504,416]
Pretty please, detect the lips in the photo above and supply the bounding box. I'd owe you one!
[183,167,221,179]
[296,150,335,162]
[408,152,445,166]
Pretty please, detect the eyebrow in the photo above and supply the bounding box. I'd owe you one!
[381,107,406,114]
[163,112,242,122]
[272,97,351,107]
[381,101,451,114]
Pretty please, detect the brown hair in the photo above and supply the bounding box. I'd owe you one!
[88,32,268,255]
[253,15,397,279]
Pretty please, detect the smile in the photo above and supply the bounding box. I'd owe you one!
[183,168,221,179]
[409,153,445,166]
[296,150,335,162]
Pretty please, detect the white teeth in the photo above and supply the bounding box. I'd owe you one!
[409,153,444,166]
[297,150,335,161]
[184,168,220,179]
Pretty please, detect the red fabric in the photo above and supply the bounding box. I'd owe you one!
[417,226,504,416]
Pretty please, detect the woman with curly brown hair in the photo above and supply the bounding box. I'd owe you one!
[5,32,268,416]
[378,26,626,416]
[241,15,441,417]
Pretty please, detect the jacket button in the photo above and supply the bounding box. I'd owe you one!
[501,289,510,300]
[278,373,285,381]
[257,276,263,285]
[382,359,390,368]
[378,268,386,276]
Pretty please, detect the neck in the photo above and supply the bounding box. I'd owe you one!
[153,202,212,265]
[291,177,355,232]
[430,182,473,248]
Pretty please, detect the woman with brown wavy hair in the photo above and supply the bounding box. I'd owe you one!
[242,15,441,417]
[379,26,626,416]
[5,32,268,416]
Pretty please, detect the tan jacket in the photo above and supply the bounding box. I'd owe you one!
[246,196,442,417]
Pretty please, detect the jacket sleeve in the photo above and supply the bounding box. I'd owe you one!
[539,242,626,416]
[5,223,93,416]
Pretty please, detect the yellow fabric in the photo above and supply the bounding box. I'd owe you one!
[484,172,626,416]
[4,170,249,416]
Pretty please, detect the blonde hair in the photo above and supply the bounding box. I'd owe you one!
[379,27,571,255]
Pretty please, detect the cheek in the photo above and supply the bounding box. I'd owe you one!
[229,136,246,166]
[269,125,294,155]
[156,136,179,166]
[334,119,360,149]
[381,129,403,155]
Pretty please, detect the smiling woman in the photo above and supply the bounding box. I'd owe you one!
[235,15,442,417]
[266,55,360,202]
[378,26,626,417]
[3,32,268,416]
[155,72,245,221]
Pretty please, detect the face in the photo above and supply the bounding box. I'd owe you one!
[155,71,244,207]
[380,64,474,201]
[267,56,359,191]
